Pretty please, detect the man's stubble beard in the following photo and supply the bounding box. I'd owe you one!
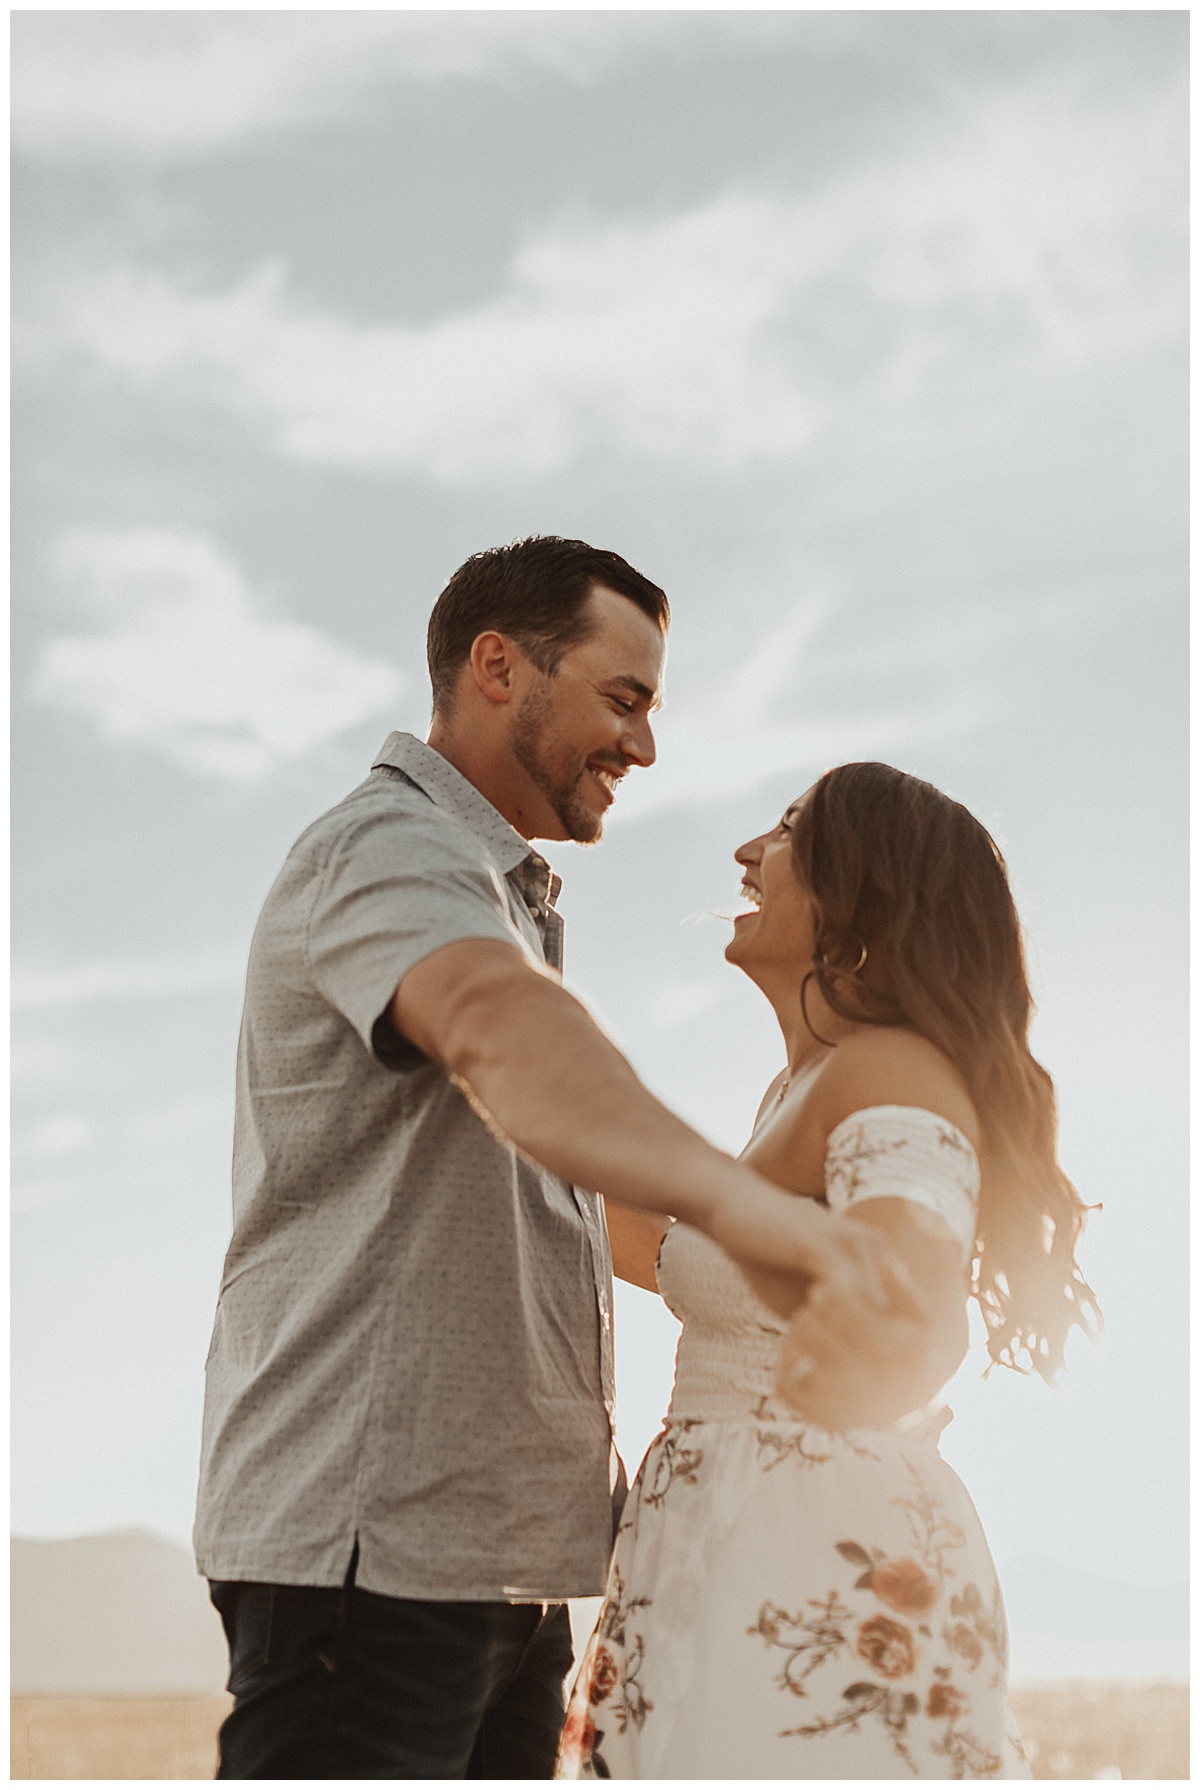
[510,681,605,845]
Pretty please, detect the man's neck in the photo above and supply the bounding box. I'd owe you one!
[426,719,542,840]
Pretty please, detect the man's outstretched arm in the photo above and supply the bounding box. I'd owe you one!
[394,945,913,1310]
[392,938,969,1423]
[391,937,870,1310]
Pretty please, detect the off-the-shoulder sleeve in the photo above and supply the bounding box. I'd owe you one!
[824,1105,979,1257]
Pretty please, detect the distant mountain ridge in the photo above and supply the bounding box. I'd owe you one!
[11,1531,228,1695]
[10,1532,1188,1695]
[1001,1553,1187,1682]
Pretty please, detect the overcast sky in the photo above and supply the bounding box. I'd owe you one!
[11,11,1188,1658]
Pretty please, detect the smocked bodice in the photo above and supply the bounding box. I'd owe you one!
[658,1225,787,1420]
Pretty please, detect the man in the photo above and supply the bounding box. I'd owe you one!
[195,536,963,1778]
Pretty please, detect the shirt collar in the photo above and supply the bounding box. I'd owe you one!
[371,732,557,898]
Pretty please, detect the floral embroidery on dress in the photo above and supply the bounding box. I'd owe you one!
[749,1590,857,1699]
[750,1580,925,1771]
[600,1569,653,1719]
[826,1130,915,1200]
[925,1665,1005,1779]
[943,1579,1007,1685]
[751,1396,883,1473]
[560,1567,655,1775]
[839,1545,938,1616]
[642,1420,705,1507]
[788,1683,924,1774]
[750,1394,834,1471]
[746,1457,1010,1775]
[932,1121,981,1168]
[893,1452,970,1587]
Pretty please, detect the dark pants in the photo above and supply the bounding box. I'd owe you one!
[209,1554,575,1779]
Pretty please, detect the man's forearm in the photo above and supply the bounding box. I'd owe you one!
[439,963,738,1227]
[390,942,838,1291]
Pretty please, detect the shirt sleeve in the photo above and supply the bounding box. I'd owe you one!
[307,801,532,1070]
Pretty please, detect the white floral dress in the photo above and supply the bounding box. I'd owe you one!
[558,1106,1030,1780]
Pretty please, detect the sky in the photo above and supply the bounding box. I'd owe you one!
[11,10,1188,1666]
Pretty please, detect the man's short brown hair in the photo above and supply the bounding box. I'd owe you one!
[427,536,669,713]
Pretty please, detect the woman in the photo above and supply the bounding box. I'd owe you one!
[559,763,1098,1780]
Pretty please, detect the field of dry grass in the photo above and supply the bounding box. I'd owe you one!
[10,1681,1188,1779]
[11,1696,231,1780]
[1010,1681,1189,1780]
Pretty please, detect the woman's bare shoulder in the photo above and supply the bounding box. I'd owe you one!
[812,1026,981,1149]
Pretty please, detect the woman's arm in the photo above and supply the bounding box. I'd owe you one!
[775,1028,976,1426]
[604,1199,671,1293]
[778,1204,970,1427]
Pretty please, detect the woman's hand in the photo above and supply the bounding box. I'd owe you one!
[773,1206,970,1429]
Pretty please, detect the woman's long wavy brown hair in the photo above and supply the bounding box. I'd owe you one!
[790,761,1099,1382]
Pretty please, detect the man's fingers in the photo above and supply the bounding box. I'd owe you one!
[788,1286,867,1357]
[879,1258,925,1320]
[804,1272,919,1347]
[814,1228,927,1321]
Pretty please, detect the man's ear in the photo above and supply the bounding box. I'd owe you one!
[468,631,521,706]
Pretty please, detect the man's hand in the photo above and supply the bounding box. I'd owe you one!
[708,1176,900,1319]
[773,1206,970,1429]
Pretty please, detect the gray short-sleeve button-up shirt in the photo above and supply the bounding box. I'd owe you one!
[193,733,619,1601]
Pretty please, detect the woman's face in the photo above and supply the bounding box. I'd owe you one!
[725,798,817,984]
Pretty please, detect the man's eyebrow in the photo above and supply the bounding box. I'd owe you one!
[607,674,663,711]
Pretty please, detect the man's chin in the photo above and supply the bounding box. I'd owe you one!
[562,807,604,846]
[552,778,608,845]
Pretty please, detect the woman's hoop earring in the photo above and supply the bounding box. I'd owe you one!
[818,939,868,977]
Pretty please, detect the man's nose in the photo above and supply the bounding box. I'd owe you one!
[623,713,657,769]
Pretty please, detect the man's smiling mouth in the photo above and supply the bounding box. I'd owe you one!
[586,763,626,802]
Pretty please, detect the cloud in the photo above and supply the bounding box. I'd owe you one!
[11,13,857,163]
[12,14,408,161]
[12,1093,232,1217]
[605,593,972,822]
[10,1041,75,1088]
[11,949,248,1012]
[29,530,405,780]
[65,215,821,479]
[58,76,1184,484]
[602,583,1107,824]
[20,1114,94,1158]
